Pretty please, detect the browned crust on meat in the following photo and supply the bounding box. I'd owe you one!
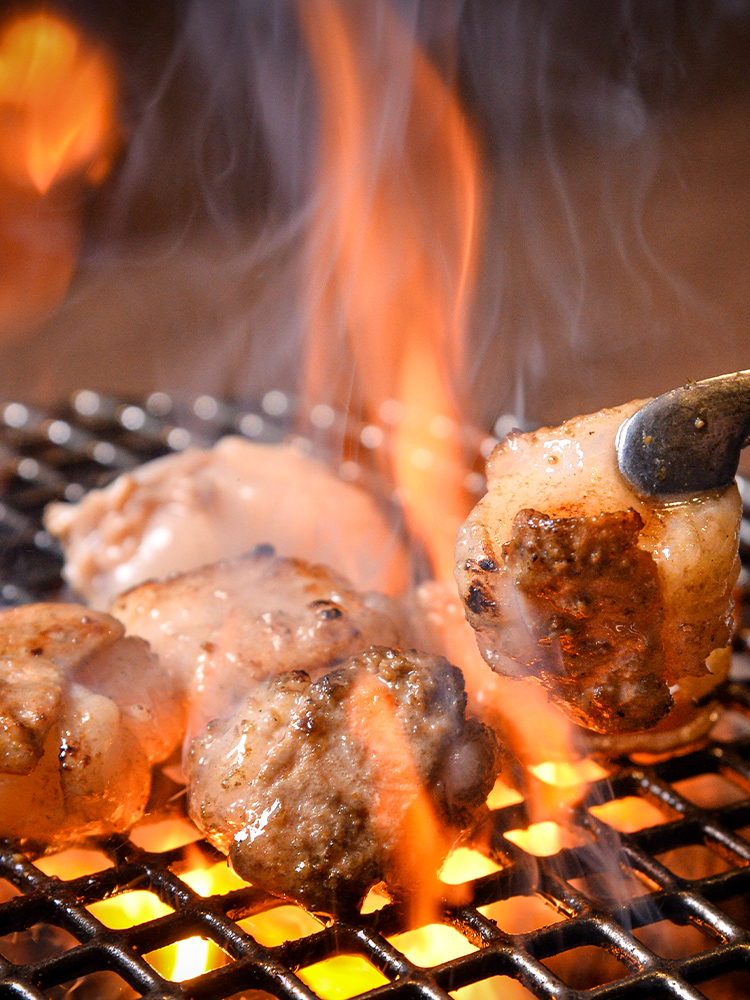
[501,508,672,733]
[0,605,124,775]
[189,647,499,914]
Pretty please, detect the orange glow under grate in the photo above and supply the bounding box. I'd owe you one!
[3,729,750,999]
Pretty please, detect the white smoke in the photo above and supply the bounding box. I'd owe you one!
[5,0,750,420]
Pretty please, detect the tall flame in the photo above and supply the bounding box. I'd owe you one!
[300,0,481,581]
[347,672,460,927]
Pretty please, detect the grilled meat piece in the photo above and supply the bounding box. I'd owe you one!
[455,399,741,736]
[187,646,499,915]
[0,603,182,845]
[112,547,410,739]
[44,436,410,608]
[499,507,670,732]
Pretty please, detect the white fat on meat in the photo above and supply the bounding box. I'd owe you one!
[454,399,742,736]
[0,603,183,845]
[110,547,411,741]
[44,436,410,608]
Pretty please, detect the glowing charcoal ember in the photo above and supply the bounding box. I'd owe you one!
[455,399,742,742]
[45,436,411,608]
[0,603,182,845]
[110,547,410,740]
[187,647,499,915]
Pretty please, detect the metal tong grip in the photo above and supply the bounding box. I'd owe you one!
[616,369,750,497]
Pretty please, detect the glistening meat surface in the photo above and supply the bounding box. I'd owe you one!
[44,436,410,608]
[455,399,742,737]
[187,646,499,914]
[0,603,182,845]
[111,547,410,740]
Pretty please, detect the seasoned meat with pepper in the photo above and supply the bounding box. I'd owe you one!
[455,399,741,737]
[112,547,410,739]
[0,603,183,845]
[187,646,499,915]
[500,507,670,732]
[44,436,410,608]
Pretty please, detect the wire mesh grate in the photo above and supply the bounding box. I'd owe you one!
[2,735,750,1000]
[1,393,750,1000]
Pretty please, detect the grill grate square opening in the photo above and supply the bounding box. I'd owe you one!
[0,922,79,965]
[237,906,322,948]
[144,934,229,982]
[503,822,589,857]
[567,869,655,908]
[673,774,750,809]
[541,943,630,990]
[298,953,390,997]
[700,971,750,1000]
[588,796,676,833]
[478,896,565,935]
[713,894,750,932]
[452,976,535,999]
[50,968,139,1000]
[35,849,113,880]
[87,891,174,930]
[0,878,19,904]
[439,849,502,885]
[655,843,740,880]
[734,822,750,844]
[390,925,478,967]
[632,917,719,960]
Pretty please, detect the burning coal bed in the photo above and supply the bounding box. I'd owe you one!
[0,392,749,1000]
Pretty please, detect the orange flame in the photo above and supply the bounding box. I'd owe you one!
[347,671,461,926]
[300,0,481,581]
[0,11,119,193]
[415,579,597,814]
[0,11,120,337]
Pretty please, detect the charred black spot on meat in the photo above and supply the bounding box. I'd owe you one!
[58,738,90,770]
[465,583,496,616]
[310,599,344,620]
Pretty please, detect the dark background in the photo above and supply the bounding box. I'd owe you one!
[0,0,749,432]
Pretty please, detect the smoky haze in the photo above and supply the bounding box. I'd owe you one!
[0,0,748,429]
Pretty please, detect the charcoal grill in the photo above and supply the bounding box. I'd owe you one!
[1,392,750,1000]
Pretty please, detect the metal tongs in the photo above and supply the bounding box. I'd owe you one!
[616,369,750,497]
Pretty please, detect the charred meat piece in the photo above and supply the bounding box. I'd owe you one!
[499,508,670,732]
[112,547,410,738]
[187,646,499,915]
[455,400,741,737]
[44,436,410,608]
[0,604,183,846]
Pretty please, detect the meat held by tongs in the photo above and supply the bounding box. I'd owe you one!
[455,377,746,744]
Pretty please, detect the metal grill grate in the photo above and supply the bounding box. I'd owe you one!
[1,393,750,1000]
